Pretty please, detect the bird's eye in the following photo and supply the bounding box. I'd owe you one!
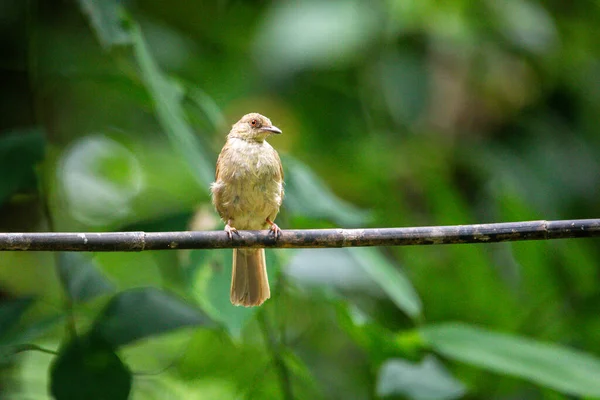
[250,119,257,126]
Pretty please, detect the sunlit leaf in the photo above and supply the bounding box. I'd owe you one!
[254,1,380,75]
[0,128,45,206]
[351,247,422,319]
[3,340,54,397]
[285,248,375,292]
[491,0,557,54]
[176,329,270,391]
[77,0,131,48]
[92,287,213,347]
[58,134,144,227]
[285,247,421,319]
[421,323,600,397]
[283,156,370,227]
[50,334,131,400]
[377,355,467,400]
[57,253,115,302]
[131,375,239,400]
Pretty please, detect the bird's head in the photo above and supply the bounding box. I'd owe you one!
[229,113,282,142]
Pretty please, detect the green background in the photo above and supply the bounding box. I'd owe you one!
[1,0,600,399]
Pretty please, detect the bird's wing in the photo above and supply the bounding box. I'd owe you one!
[274,149,284,182]
[274,149,284,202]
[215,143,229,180]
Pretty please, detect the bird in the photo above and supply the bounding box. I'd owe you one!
[210,113,284,307]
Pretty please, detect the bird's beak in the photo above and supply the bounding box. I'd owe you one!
[260,125,282,134]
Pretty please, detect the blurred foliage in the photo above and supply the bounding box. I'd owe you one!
[0,0,599,399]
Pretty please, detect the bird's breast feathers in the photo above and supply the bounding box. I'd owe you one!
[227,138,281,179]
[211,138,283,229]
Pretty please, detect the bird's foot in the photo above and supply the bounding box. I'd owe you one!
[266,218,282,239]
[225,220,238,240]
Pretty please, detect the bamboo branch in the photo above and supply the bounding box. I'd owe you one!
[0,219,598,252]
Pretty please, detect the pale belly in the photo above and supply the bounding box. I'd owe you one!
[211,140,283,230]
[216,176,282,230]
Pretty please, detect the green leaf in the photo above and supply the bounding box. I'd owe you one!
[92,287,213,347]
[58,253,115,302]
[132,374,239,399]
[191,249,257,338]
[282,349,324,399]
[491,0,557,54]
[0,128,45,205]
[335,303,425,365]
[285,248,377,292]
[0,315,64,352]
[77,0,131,48]
[50,334,131,400]
[0,297,35,338]
[350,247,422,319]
[283,156,370,227]
[376,355,467,400]
[254,0,379,75]
[421,323,600,397]
[0,302,63,364]
[58,134,145,228]
[286,248,421,319]
[377,50,429,125]
[184,84,227,133]
[128,22,215,188]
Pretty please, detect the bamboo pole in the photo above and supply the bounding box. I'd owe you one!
[0,219,598,252]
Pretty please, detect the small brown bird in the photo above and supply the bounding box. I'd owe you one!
[211,113,284,307]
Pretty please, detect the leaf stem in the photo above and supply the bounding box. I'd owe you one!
[11,343,58,356]
[258,310,294,400]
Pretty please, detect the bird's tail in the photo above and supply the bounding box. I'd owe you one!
[230,249,270,306]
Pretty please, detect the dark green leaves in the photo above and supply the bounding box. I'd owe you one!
[0,297,34,336]
[57,253,213,347]
[0,128,45,205]
[92,288,213,347]
[50,334,131,400]
[58,253,115,302]
[0,298,63,363]
[421,323,600,397]
[47,287,211,398]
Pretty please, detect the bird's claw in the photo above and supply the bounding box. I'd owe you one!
[224,223,238,240]
[268,221,282,240]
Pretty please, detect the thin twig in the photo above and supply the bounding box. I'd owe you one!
[0,219,597,252]
[10,343,58,356]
